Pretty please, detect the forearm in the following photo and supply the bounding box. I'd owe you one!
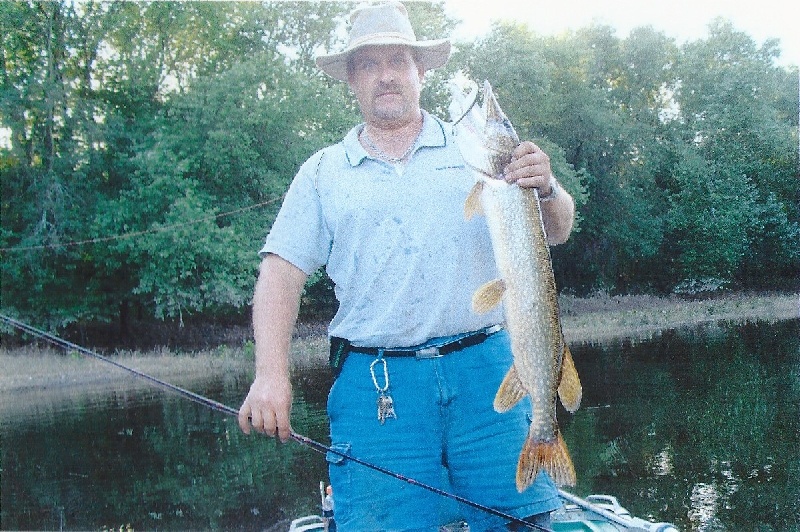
[240,254,308,440]
[252,254,308,378]
[541,178,574,245]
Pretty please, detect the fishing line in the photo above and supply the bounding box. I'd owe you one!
[0,196,283,253]
[1,314,550,532]
[1,314,236,417]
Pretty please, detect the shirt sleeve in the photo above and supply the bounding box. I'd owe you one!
[259,151,332,275]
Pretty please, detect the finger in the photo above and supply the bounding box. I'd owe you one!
[238,403,252,434]
[263,410,280,438]
[504,160,529,179]
[506,153,551,186]
[505,161,548,186]
[515,176,550,190]
[510,141,538,162]
[506,148,543,174]
[250,407,266,435]
[275,409,293,443]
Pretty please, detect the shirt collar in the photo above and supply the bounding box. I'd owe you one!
[343,110,448,167]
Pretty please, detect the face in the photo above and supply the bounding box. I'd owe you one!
[347,45,425,128]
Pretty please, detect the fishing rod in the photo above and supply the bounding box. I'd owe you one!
[0,314,550,532]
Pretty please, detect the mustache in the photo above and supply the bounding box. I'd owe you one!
[374,82,404,97]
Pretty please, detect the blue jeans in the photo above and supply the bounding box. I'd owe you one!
[326,329,561,531]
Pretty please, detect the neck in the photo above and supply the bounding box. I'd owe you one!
[362,111,424,160]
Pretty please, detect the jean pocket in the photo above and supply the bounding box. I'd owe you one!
[325,442,351,465]
[325,442,352,524]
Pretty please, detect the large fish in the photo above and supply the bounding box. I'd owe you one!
[449,78,582,491]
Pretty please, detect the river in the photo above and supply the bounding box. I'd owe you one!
[1,319,798,530]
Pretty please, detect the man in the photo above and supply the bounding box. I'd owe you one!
[322,484,336,532]
[238,2,575,530]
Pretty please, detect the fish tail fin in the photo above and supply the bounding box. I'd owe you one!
[516,431,577,492]
[558,344,582,413]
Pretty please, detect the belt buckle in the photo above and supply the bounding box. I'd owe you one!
[415,346,441,359]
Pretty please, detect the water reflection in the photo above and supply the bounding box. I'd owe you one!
[1,320,798,530]
[688,483,721,531]
[1,370,334,531]
[564,319,800,530]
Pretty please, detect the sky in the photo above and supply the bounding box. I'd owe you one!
[442,0,799,68]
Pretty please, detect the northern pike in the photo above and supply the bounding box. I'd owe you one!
[449,78,582,491]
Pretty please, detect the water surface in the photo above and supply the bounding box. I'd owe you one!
[1,320,798,530]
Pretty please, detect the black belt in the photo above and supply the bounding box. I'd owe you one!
[348,324,504,359]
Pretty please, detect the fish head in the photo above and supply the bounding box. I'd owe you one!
[449,77,519,180]
[481,80,519,176]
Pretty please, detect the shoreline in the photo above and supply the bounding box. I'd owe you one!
[559,291,798,344]
[1,292,797,400]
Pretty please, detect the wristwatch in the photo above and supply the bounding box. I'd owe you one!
[539,176,560,202]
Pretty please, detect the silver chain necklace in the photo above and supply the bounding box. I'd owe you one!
[361,126,421,163]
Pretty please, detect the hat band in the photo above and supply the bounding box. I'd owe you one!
[347,32,417,50]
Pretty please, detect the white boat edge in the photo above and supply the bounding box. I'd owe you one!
[288,490,680,531]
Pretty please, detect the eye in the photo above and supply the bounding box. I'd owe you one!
[355,57,377,73]
[389,54,409,68]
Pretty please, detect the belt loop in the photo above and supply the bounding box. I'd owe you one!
[415,346,441,359]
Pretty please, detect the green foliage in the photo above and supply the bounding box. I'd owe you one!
[668,148,755,284]
[1,1,357,328]
[1,1,798,331]
[668,20,800,290]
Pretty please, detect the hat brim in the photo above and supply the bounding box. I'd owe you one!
[316,38,451,82]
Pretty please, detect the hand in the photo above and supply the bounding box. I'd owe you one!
[503,141,554,194]
[238,374,293,442]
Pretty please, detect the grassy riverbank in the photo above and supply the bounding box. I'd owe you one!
[559,291,798,344]
[1,292,797,398]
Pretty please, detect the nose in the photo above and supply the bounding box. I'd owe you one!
[378,62,397,84]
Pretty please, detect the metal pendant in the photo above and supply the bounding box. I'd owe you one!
[377,392,397,424]
[370,357,397,424]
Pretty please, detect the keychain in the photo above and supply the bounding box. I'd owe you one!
[370,357,397,424]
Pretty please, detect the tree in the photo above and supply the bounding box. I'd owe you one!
[1,1,356,329]
[668,20,799,290]
[2,3,798,335]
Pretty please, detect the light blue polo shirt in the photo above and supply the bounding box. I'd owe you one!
[261,111,503,347]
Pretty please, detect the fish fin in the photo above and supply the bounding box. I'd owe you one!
[557,344,582,413]
[464,181,485,220]
[493,365,527,412]
[471,278,506,313]
[516,431,577,492]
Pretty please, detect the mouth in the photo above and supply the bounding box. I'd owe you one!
[375,85,403,98]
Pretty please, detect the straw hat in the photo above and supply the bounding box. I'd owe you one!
[315,1,451,82]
